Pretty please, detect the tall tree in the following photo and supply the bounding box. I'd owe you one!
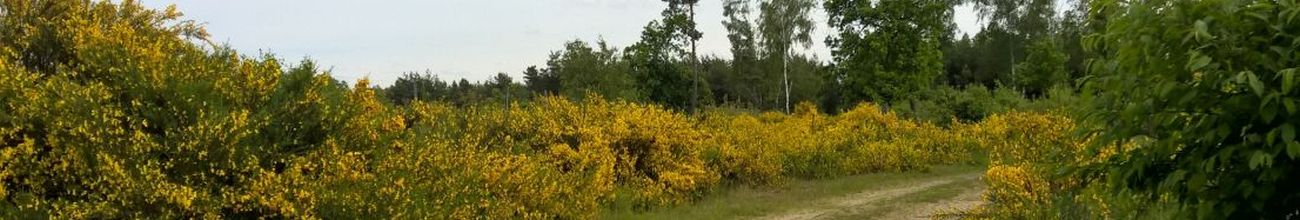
[969,0,1059,88]
[825,0,952,109]
[971,24,1019,87]
[671,0,702,113]
[723,0,823,111]
[722,0,766,107]
[973,0,1056,38]
[522,65,559,95]
[626,0,702,110]
[723,0,758,64]
[759,0,816,113]
[547,40,638,101]
[943,34,978,86]
[1011,38,1067,97]
[1057,0,1094,82]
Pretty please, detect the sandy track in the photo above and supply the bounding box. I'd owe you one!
[755,172,983,220]
[878,181,985,220]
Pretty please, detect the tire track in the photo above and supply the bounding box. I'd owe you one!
[755,172,983,220]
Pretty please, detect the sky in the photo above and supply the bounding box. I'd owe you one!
[139,0,985,86]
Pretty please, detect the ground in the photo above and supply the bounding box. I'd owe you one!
[603,165,986,220]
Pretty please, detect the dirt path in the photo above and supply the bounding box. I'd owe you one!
[756,171,984,220]
[877,180,985,220]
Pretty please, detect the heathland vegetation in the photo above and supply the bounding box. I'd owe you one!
[1,0,1297,219]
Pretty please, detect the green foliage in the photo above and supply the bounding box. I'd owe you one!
[547,40,639,101]
[889,84,1078,125]
[973,0,1056,38]
[718,0,826,112]
[626,21,696,110]
[385,71,450,105]
[1057,1,1095,81]
[825,0,951,105]
[957,25,1022,88]
[1012,38,1068,97]
[943,34,980,86]
[625,0,706,111]
[522,65,560,95]
[721,0,767,108]
[1084,0,1300,217]
[485,73,530,106]
[960,0,1059,89]
[759,0,817,112]
[758,0,816,58]
[942,0,1092,93]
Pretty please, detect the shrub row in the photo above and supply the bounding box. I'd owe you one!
[0,1,1044,218]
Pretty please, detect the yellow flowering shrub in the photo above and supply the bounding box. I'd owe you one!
[700,102,979,183]
[977,165,1053,218]
[966,112,1079,166]
[503,96,718,207]
[963,111,1127,219]
[0,0,1076,218]
[700,113,786,185]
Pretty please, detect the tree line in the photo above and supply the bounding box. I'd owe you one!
[380,0,1092,115]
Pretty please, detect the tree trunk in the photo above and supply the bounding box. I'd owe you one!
[783,48,791,114]
[909,98,918,118]
[689,3,699,114]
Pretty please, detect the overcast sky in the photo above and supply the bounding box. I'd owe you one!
[139,1,985,85]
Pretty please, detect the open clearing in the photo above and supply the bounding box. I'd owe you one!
[604,165,986,220]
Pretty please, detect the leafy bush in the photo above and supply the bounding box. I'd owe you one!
[894,84,1048,125]
[1084,0,1300,217]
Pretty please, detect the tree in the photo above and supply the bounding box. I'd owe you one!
[548,40,638,101]
[522,65,559,96]
[486,72,527,111]
[759,0,816,113]
[973,0,1055,39]
[1084,0,1300,218]
[943,34,977,86]
[972,24,1019,87]
[446,79,488,106]
[825,0,952,109]
[625,0,702,110]
[723,0,822,111]
[1011,38,1066,97]
[722,0,766,107]
[385,71,449,105]
[700,56,736,105]
[1057,0,1095,81]
[965,0,1067,90]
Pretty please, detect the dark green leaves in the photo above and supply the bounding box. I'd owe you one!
[1287,141,1300,159]
[824,0,949,104]
[1086,0,1300,217]
[1282,68,1296,92]
[1188,52,1212,71]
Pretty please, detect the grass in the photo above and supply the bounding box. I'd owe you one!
[601,165,985,220]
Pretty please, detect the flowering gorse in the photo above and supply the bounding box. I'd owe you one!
[0,0,1065,218]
